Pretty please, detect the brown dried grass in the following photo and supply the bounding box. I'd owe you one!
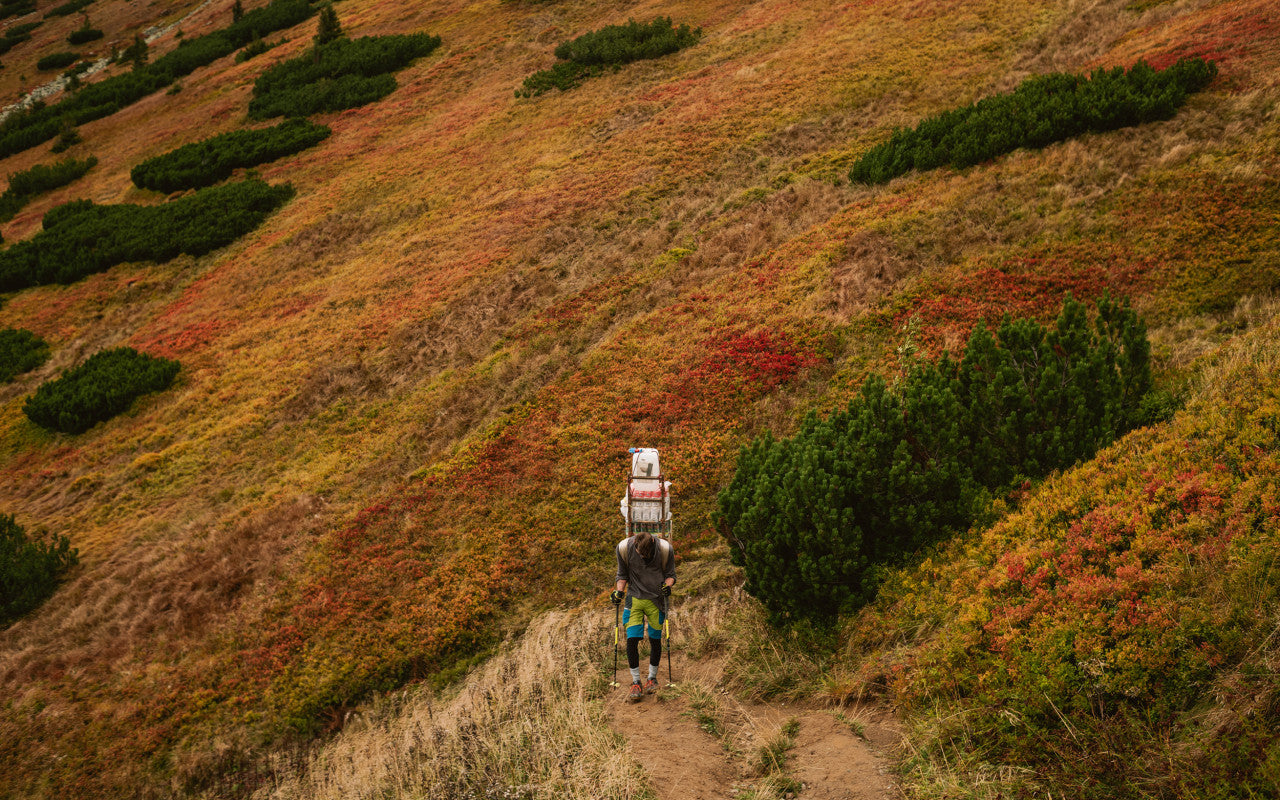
[255,604,650,800]
[0,495,324,689]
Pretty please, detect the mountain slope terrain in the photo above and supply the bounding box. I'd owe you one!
[0,0,1276,795]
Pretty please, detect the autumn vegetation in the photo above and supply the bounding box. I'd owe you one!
[0,1,35,22]
[35,50,77,70]
[131,120,329,192]
[66,24,103,45]
[0,0,312,158]
[0,515,78,627]
[43,0,92,17]
[718,295,1152,621]
[23,346,180,433]
[248,32,441,119]
[0,327,48,382]
[0,156,96,221]
[0,179,294,290]
[850,57,1219,184]
[0,0,1276,797]
[0,20,39,53]
[518,16,701,97]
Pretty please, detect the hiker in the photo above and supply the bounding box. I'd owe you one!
[611,530,676,702]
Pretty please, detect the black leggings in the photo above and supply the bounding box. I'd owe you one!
[626,636,662,669]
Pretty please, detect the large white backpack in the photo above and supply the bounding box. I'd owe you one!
[619,447,673,528]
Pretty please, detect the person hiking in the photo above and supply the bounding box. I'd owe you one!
[611,530,675,702]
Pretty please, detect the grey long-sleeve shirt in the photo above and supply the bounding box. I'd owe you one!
[615,536,676,602]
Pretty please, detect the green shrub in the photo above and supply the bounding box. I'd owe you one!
[147,0,312,79]
[248,33,440,119]
[850,58,1218,184]
[36,51,78,70]
[42,0,91,17]
[517,17,700,97]
[717,295,1151,621]
[0,0,313,159]
[0,514,77,626]
[118,32,147,66]
[49,118,81,153]
[517,60,594,97]
[0,328,49,382]
[0,179,294,291]
[0,155,97,222]
[0,32,28,55]
[0,0,35,22]
[249,72,397,119]
[4,20,41,39]
[23,346,179,433]
[313,2,341,47]
[234,33,277,63]
[553,16,700,66]
[66,25,102,45]
[131,119,328,192]
[874,318,1280,797]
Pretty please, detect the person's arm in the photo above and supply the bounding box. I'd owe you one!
[615,541,630,594]
[662,542,676,589]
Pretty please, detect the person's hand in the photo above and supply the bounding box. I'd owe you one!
[610,589,624,606]
[660,584,672,598]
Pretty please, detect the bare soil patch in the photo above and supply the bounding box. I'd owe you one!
[607,653,900,800]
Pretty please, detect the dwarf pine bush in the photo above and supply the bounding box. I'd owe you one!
[0,20,38,52]
[66,25,103,45]
[518,17,700,97]
[717,295,1151,621]
[23,346,180,433]
[0,179,294,291]
[0,156,97,221]
[0,514,77,626]
[36,51,78,70]
[850,58,1217,184]
[0,0,313,158]
[0,328,49,382]
[248,33,440,119]
[874,319,1280,796]
[42,0,91,17]
[132,119,329,192]
[235,33,276,63]
[0,0,35,22]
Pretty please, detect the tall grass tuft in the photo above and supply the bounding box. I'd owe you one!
[258,606,651,800]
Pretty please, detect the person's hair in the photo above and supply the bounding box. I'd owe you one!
[633,531,655,561]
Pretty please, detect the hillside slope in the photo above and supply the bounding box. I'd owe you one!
[0,0,1277,795]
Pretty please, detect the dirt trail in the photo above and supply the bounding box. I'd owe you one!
[606,653,900,800]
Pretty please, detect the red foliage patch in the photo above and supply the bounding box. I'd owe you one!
[132,319,234,358]
[654,328,822,425]
[891,247,1153,353]
[1143,6,1280,73]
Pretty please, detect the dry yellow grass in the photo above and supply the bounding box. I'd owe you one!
[0,0,1276,792]
[255,603,650,800]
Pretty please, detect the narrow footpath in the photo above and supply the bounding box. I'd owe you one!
[606,653,901,800]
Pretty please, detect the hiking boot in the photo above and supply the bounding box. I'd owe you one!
[628,681,643,703]
[644,678,659,695]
